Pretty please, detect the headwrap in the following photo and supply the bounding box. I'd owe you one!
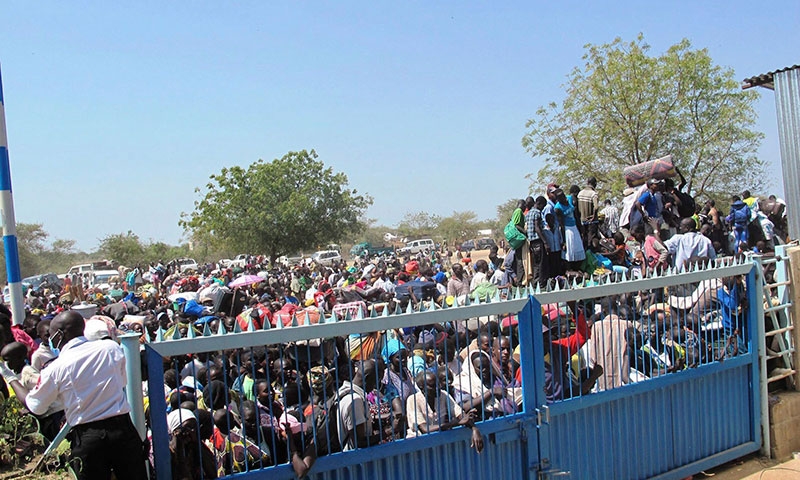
[381,338,406,364]
[167,408,196,433]
[306,365,331,390]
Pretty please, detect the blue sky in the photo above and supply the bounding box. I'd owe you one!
[1,1,797,251]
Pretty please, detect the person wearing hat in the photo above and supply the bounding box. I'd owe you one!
[5,310,147,480]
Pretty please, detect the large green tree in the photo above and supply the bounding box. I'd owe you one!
[397,211,441,240]
[181,150,371,262]
[522,35,765,200]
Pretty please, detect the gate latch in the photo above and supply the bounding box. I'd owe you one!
[539,467,571,479]
[535,406,550,427]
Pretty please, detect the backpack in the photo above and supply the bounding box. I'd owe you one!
[732,206,749,228]
[674,191,696,218]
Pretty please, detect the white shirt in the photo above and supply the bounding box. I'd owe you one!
[27,336,131,426]
[405,390,463,439]
[664,232,716,271]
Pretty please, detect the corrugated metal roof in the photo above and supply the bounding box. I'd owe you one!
[742,64,800,90]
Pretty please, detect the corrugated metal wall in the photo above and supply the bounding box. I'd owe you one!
[774,68,800,240]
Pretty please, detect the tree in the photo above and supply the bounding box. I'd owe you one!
[181,150,372,262]
[437,211,480,246]
[98,231,146,267]
[522,35,765,201]
[396,211,441,240]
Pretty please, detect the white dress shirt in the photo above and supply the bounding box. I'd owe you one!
[27,336,131,426]
[664,232,716,271]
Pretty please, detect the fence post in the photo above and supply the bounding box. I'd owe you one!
[146,344,172,480]
[120,333,146,440]
[518,295,546,478]
[749,259,769,457]
[0,64,25,326]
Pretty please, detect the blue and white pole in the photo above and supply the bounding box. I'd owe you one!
[0,65,25,325]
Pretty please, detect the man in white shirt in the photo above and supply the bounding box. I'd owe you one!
[5,310,147,480]
[664,218,717,272]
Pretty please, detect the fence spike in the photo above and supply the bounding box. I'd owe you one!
[318,309,327,323]
[405,302,413,314]
[217,320,228,335]
[290,315,299,327]
[247,317,256,332]
[464,295,471,306]
[303,311,311,326]
[453,295,460,307]
[571,278,579,289]
[492,289,501,303]
[186,325,197,339]
[202,322,211,337]
[370,305,378,317]
[232,320,243,333]
[170,326,182,340]
[382,304,390,316]
[554,281,561,292]
[429,300,437,311]
[155,327,165,343]
[324,310,337,323]
[356,306,364,320]
[274,317,283,329]
[394,303,403,315]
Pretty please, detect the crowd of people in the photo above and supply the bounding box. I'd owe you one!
[0,174,789,479]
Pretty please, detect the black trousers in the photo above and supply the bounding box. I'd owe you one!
[68,413,148,480]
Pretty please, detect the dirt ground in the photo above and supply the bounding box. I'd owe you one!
[693,453,800,479]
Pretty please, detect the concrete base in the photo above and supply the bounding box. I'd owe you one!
[769,391,800,460]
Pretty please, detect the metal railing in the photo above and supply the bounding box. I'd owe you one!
[133,254,767,479]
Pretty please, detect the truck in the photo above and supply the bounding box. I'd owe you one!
[220,254,250,269]
[349,242,395,258]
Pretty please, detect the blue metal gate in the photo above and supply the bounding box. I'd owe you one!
[140,257,761,479]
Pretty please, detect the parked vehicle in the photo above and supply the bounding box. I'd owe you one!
[460,238,497,252]
[460,239,476,252]
[90,269,120,293]
[220,254,250,269]
[22,273,63,293]
[349,242,395,258]
[476,238,497,250]
[397,238,435,255]
[67,264,94,276]
[174,258,199,273]
[278,254,304,267]
[311,250,342,266]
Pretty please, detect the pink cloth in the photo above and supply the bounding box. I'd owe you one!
[12,326,36,361]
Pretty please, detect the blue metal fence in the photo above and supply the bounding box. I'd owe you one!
[140,256,760,480]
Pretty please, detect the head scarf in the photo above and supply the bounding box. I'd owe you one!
[167,408,196,433]
[381,338,406,364]
[306,365,331,391]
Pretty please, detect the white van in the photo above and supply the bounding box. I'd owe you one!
[67,264,93,276]
[398,238,435,255]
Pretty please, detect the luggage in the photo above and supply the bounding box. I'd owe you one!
[623,155,676,187]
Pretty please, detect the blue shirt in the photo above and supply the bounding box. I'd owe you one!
[553,201,577,227]
[542,201,562,251]
[638,191,660,218]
